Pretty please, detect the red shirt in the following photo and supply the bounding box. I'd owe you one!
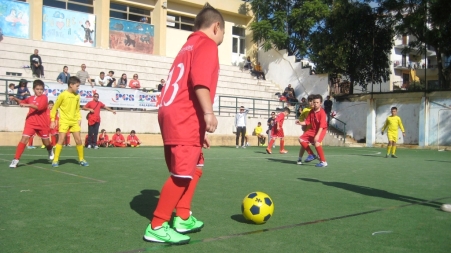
[275,112,285,129]
[158,31,219,146]
[21,95,49,129]
[129,79,141,89]
[127,135,140,142]
[84,100,105,125]
[98,133,109,142]
[112,133,125,143]
[305,108,328,133]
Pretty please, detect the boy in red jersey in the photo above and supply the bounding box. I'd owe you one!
[9,80,54,168]
[97,129,110,147]
[143,3,224,245]
[126,130,141,147]
[296,94,328,167]
[266,107,290,154]
[111,128,126,147]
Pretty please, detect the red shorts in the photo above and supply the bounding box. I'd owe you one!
[300,130,327,144]
[271,128,284,138]
[23,126,50,139]
[164,145,202,179]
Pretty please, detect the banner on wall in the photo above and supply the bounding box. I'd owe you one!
[0,0,29,39]
[40,83,161,110]
[42,6,96,47]
[109,18,154,54]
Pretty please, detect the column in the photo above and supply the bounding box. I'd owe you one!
[29,0,43,41]
[418,96,428,147]
[366,98,376,147]
[152,0,167,56]
[94,0,110,49]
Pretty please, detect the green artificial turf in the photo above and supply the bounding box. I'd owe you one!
[0,146,450,253]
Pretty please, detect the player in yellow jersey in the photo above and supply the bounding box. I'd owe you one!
[50,76,88,167]
[381,106,405,158]
[297,95,316,165]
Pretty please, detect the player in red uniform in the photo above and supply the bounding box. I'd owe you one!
[266,107,291,154]
[296,94,328,167]
[9,80,54,168]
[126,130,141,147]
[142,3,224,245]
[97,129,110,147]
[111,128,126,147]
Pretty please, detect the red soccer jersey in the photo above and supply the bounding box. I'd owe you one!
[305,108,328,133]
[21,95,49,129]
[274,112,285,129]
[127,135,140,142]
[158,31,219,146]
[112,133,125,143]
[98,133,109,142]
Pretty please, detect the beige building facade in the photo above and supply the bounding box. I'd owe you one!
[25,0,253,66]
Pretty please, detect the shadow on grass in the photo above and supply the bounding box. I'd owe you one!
[24,159,50,166]
[298,178,444,209]
[266,158,297,164]
[425,160,451,163]
[230,214,253,224]
[130,189,160,220]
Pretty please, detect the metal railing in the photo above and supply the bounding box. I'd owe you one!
[331,116,347,143]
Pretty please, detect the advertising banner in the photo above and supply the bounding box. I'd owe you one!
[0,0,29,39]
[42,6,96,47]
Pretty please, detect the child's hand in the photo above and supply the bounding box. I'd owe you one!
[50,121,56,129]
[402,132,405,137]
[295,120,301,125]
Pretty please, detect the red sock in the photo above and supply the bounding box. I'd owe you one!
[151,176,189,229]
[51,135,56,146]
[176,168,203,220]
[280,140,285,151]
[300,141,313,155]
[66,134,71,145]
[14,142,26,160]
[316,146,326,162]
[268,139,275,149]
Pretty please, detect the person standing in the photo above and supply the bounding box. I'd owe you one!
[143,3,224,245]
[76,64,93,87]
[157,79,165,92]
[57,66,70,84]
[235,106,248,148]
[129,74,141,89]
[30,49,45,78]
[381,107,405,158]
[323,95,333,125]
[82,93,116,149]
[95,71,107,86]
[266,107,290,154]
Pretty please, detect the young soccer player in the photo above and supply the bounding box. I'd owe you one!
[9,79,54,168]
[50,76,89,167]
[297,95,317,165]
[381,106,405,158]
[143,3,224,245]
[254,122,266,146]
[266,107,290,154]
[97,129,110,147]
[127,130,141,147]
[111,128,126,147]
[296,94,328,167]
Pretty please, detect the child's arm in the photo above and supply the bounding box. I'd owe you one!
[398,117,405,136]
[381,118,388,134]
[194,87,217,133]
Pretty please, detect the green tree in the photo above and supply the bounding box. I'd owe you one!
[248,0,330,58]
[310,0,394,94]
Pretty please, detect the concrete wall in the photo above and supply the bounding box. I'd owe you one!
[332,101,368,142]
[428,97,451,146]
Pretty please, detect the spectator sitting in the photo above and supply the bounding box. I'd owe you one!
[57,66,70,84]
[30,49,45,78]
[117,73,127,88]
[252,62,266,80]
[127,130,142,147]
[158,79,165,92]
[111,128,126,147]
[7,83,16,105]
[243,56,252,71]
[283,84,295,97]
[15,79,30,100]
[95,71,108,86]
[97,129,111,147]
[299,97,308,110]
[287,92,299,106]
[106,71,116,87]
[129,74,141,89]
[254,122,266,146]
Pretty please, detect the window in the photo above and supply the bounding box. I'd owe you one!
[110,3,152,23]
[232,27,246,54]
[167,13,195,32]
[43,0,93,14]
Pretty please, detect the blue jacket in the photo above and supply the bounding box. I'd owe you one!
[57,72,71,84]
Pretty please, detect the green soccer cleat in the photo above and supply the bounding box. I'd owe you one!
[173,215,204,234]
[143,222,190,244]
[79,160,89,166]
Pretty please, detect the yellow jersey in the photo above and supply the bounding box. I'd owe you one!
[382,115,405,135]
[51,90,81,124]
[299,108,312,131]
[254,126,263,135]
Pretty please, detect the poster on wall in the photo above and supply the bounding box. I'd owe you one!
[42,6,96,47]
[0,0,30,39]
[109,18,154,54]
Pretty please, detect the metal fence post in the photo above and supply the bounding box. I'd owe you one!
[252,99,255,117]
[218,96,221,115]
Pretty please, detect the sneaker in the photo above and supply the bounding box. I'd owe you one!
[48,149,54,160]
[27,146,36,149]
[241,145,246,149]
[87,145,92,149]
[279,149,288,154]
[315,161,328,167]
[246,142,249,147]
[441,204,451,213]
[297,158,303,165]
[143,222,190,244]
[266,148,272,154]
[41,145,45,149]
[94,146,99,149]
[391,155,398,158]
[79,160,89,167]
[385,154,389,158]
[272,145,276,148]
[9,159,19,168]
[52,161,59,167]
[304,154,317,163]
[236,145,239,148]
[173,215,204,234]
[66,144,71,147]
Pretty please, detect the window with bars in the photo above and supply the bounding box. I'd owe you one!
[43,0,94,14]
[166,13,195,32]
[110,3,152,23]
[232,26,245,54]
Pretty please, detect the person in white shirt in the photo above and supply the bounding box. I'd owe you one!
[95,71,108,86]
[235,106,249,148]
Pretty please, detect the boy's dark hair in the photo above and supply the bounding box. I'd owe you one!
[116,128,121,132]
[100,71,105,75]
[131,130,136,134]
[307,94,315,101]
[194,2,225,31]
[314,94,323,102]
[283,107,291,114]
[258,122,261,124]
[33,79,45,89]
[49,100,54,104]
[9,83,14,87]
[109,71,114,74]
[63,65,67,69]
[68,76,80,85]
[391,107,398,111]
[101,129,105,132]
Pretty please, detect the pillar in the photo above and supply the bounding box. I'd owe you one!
[94,0,110,49]
[418,96,428,147]
[153,0,167,56]
[366,98,376,147]
[29,0,43,41]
